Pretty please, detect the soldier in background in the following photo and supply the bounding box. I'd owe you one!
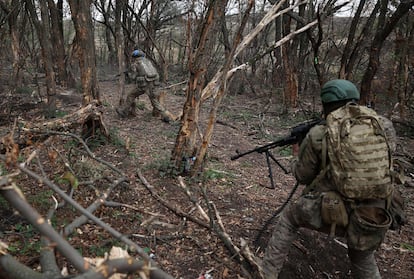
[116,49,176,122]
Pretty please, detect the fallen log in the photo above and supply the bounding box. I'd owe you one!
[1,101,109,151]
[20,101,108,136]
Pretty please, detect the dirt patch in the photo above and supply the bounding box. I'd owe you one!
[1,78,413,279]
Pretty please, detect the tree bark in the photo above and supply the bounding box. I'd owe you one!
[115,0,127,106]
[191,0,253,176]
[19,101,106,135]
[171,0,223,170]
[67,0,100,105]
[339,0,366,79]
[281,1,298,109]
[173,0,323,175]
[25,0,58,115]
[47,0,75,88]
[387,13,414,118]
[0,0,25,89]
[360,0,414,106]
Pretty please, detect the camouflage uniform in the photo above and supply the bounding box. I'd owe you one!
[261,115,397,279]
[117,55,175,122]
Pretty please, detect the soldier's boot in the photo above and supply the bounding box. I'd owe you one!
[261,212,298,279]
[129,103,137,117]
[116,106,135,118]
[152,91,165,117]
[149,95,176,123]
[117,96,137,118]
[348,248,381,279]
[116,107,128,118]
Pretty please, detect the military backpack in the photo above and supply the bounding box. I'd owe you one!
[129,57,159,82]
[323,102,393,200]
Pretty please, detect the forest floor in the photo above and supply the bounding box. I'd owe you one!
[1,75,414,279]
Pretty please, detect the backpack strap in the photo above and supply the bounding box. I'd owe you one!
[321,131,328,170]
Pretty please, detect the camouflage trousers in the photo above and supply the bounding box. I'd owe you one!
[261,191,383,279]
[117,82,176,122]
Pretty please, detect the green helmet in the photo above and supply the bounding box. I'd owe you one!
[320,79,360,103]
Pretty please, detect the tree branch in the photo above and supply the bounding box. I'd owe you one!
[63,177,126,236]
[0,182,90,273]
[137,168,210,229]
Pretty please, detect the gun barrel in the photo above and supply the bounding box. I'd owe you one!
[230,136,297,160]
[230,149,255,160]
[231,118,322,161]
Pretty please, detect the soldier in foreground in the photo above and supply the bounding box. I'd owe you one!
[116,49,176,122]
[261,79,405,279]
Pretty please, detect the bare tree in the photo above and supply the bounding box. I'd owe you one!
[94,0,117,65]
[172,0,325,175]
[67,0,100,105]
[47,0,76,88]
[25,0,58,116]
[115,0,127,106]
[360,0,414,106]
[387,9,414,118]
[170,0,227,172]
[338,0,369,80]
[0,0,26,89]
[280,0,299,108]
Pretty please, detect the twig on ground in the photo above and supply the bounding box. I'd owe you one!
[200,183,263,278]
[0,161,175,279]
[137,168,209,229]
[104,200,164,217]
[10,160,150,260]
[35,130,124,175]
[178,175,210,222]
[63,177,127,236]
[1,183,89,273]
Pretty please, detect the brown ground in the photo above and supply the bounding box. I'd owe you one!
[1,77,414,279]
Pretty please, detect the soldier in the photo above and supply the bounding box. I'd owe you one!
[117,49,176,122]
[261,79,401,279]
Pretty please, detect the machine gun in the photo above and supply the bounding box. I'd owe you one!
[231,118,323,188]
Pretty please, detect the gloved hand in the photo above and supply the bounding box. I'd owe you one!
[292,143,299,156]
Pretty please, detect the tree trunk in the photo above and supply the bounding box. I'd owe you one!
[95,0,117,65]
[281,3,298,109]
[282,44,298,108]
[190,0,253,176]
[47,0,74,87]
[0,0,25,89]
[67,0,100,105]
[25,0,58,116]
[360,0,414,106]
[171,0,223,171]
[19,101,107,137]
[115,0,127,106]
[339,0,366,79]
[388,13,414,118]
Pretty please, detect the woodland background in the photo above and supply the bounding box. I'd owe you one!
[0,0,414,279]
